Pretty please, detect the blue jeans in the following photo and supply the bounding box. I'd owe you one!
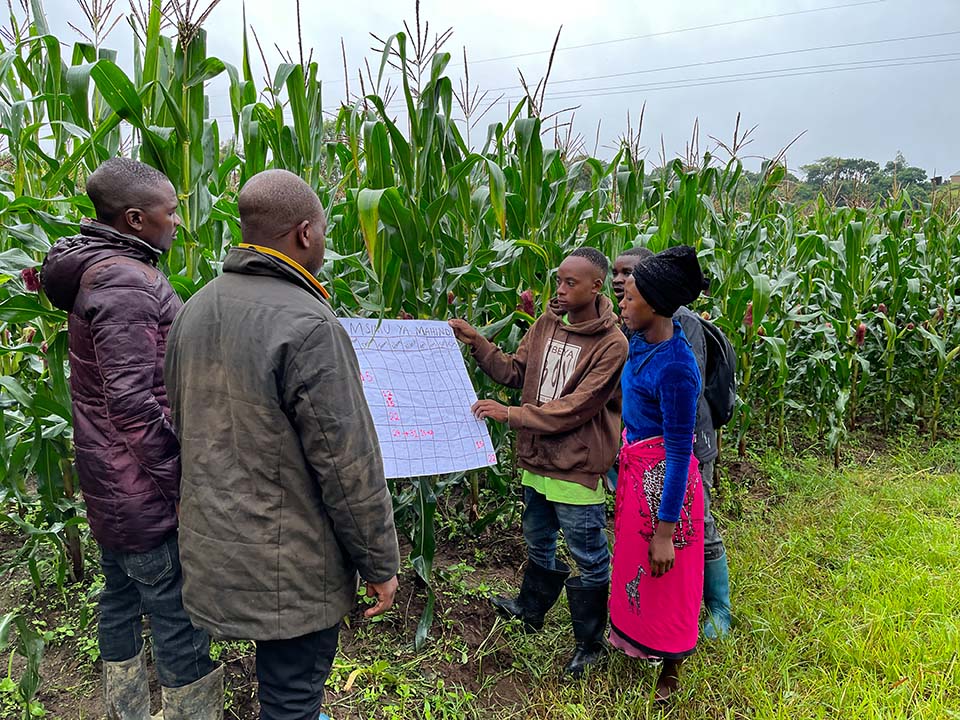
[522,486,609,587]
[700,460,726,562]
[98,531,214,688]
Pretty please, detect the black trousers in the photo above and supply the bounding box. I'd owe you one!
[256,624,340,720]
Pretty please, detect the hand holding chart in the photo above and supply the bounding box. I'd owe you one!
[342,318,497,479]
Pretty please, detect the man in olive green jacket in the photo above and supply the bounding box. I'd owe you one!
[164,169,400,720]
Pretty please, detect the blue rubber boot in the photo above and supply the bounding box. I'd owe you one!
[702,555,732,639]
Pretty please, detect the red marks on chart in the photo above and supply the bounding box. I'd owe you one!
[359,370,375,383]
[382,390,396,407]
[478,441,497,463]
[388,410,401,422]
[391,428,436,439]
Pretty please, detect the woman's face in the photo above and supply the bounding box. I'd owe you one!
[619,275,657,332]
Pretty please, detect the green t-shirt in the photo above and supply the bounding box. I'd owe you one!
[521,469,605,505]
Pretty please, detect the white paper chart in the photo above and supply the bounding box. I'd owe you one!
[342,318,497,479]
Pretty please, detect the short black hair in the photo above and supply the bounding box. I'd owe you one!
[618,246,653,260]
[86,158,172,222]
[238,169,326,243]
[569,247,609,276]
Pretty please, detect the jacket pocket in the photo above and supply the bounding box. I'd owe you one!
[124,540,174,586]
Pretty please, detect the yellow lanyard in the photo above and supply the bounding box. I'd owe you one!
[237,243,331,299]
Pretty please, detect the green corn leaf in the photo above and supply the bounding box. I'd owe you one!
[357,187,388,275]
[0,295,66,323]
[184,57,225,88]
[0,248,37,276]
[28,0,49,35]
[0,613,16,649]
[89,59,144,124]
[155,81,190,142]
[483,158,507,240]
[0,376,33,409]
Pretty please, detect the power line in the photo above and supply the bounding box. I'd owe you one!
[483,55,960,107]
[234,0,894,91]
[205,25,958,106]
[515,51,960,101]
[369,50,959,113]
[470,0,889,65]
[205,1,898,105]
[207,53,958,125]
[484,29,960,93]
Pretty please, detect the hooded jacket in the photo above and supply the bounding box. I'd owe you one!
[41,219,182,553]
[471,295,628,489]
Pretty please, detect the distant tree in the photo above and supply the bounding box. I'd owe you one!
[800,157,879,206]
[874,151,930,202]
[799,153,929,206]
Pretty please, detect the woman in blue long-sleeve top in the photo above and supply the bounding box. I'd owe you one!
[607,245,710,702]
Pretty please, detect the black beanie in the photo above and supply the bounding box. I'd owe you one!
[632,245,709,317]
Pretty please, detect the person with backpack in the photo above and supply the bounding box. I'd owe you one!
[609,245,712,701]
[611,246,733,640]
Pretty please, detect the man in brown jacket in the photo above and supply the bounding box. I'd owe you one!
[164,170,400,720]
[449,247,627,678]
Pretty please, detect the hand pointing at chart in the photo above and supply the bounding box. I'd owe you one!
[450,319,514,423]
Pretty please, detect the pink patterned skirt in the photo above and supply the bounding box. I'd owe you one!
[608,435,704,659]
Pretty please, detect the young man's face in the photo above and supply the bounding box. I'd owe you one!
[128,181,181,252]
[555,256,602,314]
[612,254,642,302]
[619,275,656,332]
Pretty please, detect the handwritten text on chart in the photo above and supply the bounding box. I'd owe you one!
[342,318,497,479]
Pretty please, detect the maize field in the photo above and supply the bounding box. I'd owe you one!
[0,0,958,658]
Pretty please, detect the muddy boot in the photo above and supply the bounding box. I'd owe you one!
[103,646,152,720]
[491,560,570,631]
[563,578,608,677]
[702,554,732,639]
[160,664,224,720]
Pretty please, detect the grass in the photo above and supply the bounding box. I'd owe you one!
[319,437,960,719]
[4,435,959,719]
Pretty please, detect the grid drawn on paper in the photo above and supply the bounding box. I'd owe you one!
[343,319,497,479]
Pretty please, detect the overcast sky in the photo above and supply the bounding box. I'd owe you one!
[34,0,960,176]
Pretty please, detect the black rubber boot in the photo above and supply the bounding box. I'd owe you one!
[491,560,571,632]
[563,577,608,677]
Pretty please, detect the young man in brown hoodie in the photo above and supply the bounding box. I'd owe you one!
[449,247,628,677]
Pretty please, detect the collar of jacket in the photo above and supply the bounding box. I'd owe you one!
[226,244,331,301]
[79,218,163,265]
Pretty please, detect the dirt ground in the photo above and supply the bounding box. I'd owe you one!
[0,458,769,720]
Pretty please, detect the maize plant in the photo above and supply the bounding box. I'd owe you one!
[0,0,958,643]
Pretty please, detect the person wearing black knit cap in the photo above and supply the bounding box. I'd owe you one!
[610,246,732,641]
[608,245,710,702]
